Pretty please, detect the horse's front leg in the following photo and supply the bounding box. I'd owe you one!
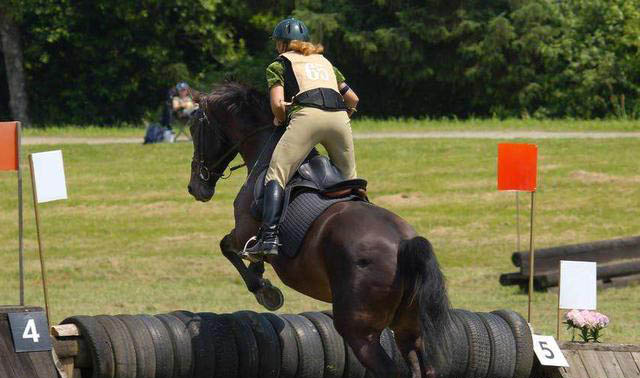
[220,232,284,310]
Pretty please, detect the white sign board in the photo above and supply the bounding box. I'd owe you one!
[559,261,597,310]
[31,150,68,203]
[532,335,569,367]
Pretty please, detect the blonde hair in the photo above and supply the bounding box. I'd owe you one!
[286,40,324,55]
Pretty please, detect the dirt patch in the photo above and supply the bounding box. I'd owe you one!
[373,192,428,208]
[569,170,640,184]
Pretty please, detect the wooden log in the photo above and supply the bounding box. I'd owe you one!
[560,342,640,352]
[534,260,640,289]
[512,235,640,271]
[499,272,528,286]
[51,324,80,338]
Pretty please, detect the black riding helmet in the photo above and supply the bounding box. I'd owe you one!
[272,17,310,42]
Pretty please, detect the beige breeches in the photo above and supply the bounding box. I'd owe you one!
[265,107,357,188]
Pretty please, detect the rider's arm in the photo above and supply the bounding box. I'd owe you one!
[270,84,287,125]
[340,83,359,117]
[340,83,359,109]
[172,97,181,111]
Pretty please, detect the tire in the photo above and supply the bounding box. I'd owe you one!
[229,312,259,378]
[234,311,280,378]
[262,313,299,378]
[211,314,240,378]
[447,310,470,378]
[115,315,156,378]
[452,309,491,378]
[301,312,345,378]
[321,310,366,378]
[170,311,201,378]
[61,316,115,378]
[477,313,516,378]
[281,314,325,378]
[492,310,534,378]
[192,313,218,378]
[138,314,175,378]
[156,314,193,378]
[94,315,137,378]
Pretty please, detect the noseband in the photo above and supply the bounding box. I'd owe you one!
[193,108,273,184]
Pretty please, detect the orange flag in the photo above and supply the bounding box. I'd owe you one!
[0,122,19,171]
[497,143,538,192]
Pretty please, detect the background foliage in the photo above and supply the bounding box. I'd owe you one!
[1,0,639,124]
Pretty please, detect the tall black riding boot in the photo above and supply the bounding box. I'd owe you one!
[245,180,284,257]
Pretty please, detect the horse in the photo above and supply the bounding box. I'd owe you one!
[187,81,451,378]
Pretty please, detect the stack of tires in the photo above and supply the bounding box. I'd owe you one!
[61,310,400,378]
[441,309,534,378]
[61,308,533,378]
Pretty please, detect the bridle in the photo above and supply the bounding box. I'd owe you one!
[193,107,273,184]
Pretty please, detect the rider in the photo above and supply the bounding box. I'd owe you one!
[172,81,198,119]
[246,17,360,257]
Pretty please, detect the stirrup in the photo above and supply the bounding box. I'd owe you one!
[241,236,278,261]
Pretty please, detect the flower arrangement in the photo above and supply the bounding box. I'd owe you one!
[565,309,609,343]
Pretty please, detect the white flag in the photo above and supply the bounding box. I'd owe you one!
[31,150,68,203]
[559,260,597,310]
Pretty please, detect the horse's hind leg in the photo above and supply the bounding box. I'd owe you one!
[391,306,435,378]
[332,295,400,377]
[336,323,398,378]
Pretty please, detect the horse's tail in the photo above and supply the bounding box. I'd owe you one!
[397,236,451,368]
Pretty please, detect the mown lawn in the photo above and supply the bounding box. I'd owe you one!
[20,118,640,138]
[0,133,639,342]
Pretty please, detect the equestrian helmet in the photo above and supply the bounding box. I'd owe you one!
[176,82,190,91]
[272,17,310,42]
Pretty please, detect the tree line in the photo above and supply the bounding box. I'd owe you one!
[1,0,639,126]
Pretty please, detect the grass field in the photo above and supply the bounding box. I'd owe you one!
[20,118,640,138]
[1,124,639,343]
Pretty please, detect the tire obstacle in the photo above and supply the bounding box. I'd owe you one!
[46,308,534,378]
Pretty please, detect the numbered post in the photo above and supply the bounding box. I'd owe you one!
[532,334,569,368]
[8,311,52,352]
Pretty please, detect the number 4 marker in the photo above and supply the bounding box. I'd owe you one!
[23,318,41,343]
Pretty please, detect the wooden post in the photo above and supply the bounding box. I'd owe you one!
[17,122,24,306]
[28,155,52,328]
[516,192,521,253]
[557,260,562,340]
[527,191,536,323]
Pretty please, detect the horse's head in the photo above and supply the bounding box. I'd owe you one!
[187,81,271,202]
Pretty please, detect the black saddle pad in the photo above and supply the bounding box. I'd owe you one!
[279,192,359,258]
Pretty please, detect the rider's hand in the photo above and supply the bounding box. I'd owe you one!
[273,117,281,127]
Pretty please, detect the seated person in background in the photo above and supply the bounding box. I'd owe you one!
[172,81,198,120]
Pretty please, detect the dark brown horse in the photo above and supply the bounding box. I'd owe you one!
[187,82,451,378]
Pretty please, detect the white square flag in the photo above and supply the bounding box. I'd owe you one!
[31,150,68,203]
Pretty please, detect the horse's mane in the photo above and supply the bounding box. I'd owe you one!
[193,81,272,127]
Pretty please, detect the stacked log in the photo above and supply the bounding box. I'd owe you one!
[500,236,640,290]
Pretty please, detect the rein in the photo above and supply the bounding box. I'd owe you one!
[196,109,273,182]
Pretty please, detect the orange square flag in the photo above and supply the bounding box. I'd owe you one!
[497,143,538,192]
[0,121,19,171]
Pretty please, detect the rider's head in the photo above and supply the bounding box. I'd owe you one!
[272,18,323,56]
[176,81,190,98]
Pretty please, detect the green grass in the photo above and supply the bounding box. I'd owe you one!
[20,118,640,138]
[0,134,639,343]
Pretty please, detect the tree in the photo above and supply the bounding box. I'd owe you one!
[0,5,31,125]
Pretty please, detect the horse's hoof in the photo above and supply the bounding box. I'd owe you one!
[255,282,284,311]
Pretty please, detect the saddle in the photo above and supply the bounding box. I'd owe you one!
[250,152,368,221]
[243,128,369,258]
